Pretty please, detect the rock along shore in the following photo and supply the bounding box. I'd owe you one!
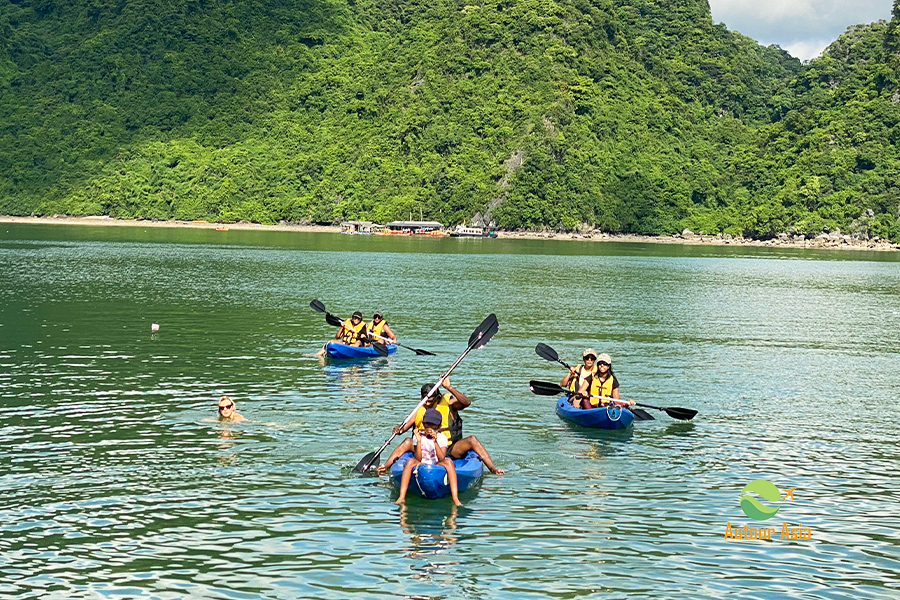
[2,215,897,252]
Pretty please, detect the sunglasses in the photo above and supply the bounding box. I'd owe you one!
[597,361,610,367]
[584,356,596,361]
[218,404,234,411]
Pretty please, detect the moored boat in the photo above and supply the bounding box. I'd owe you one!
[390,450,484,499]
[324,340,397,359]
[555,396,635,430]
[449,225,497,238]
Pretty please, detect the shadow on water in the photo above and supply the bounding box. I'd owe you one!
[662,421,696,436]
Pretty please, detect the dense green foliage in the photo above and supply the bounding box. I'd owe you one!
[1,0,898,239]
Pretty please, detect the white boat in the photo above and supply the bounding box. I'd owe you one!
[449,225,497,238]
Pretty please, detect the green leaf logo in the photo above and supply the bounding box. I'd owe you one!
[740,479,781,521]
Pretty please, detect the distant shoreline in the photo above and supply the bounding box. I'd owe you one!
[2,215,897,252]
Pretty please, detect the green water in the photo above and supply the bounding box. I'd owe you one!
[1,223,899,599]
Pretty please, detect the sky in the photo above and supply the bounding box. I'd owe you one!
[708,0,895,61]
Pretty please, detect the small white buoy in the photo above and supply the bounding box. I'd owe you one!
[151,323,160,332]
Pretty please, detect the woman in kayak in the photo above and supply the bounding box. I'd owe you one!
[393,408,462,506]
[561,349,598,393]
[576,353,634,409]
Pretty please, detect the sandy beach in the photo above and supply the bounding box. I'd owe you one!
[2,215,897,251]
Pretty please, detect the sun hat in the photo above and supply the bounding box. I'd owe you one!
[597,353,612,364]
[422,408,442,426]
[582,348,597,359]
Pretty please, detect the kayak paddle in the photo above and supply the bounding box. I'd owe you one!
[528,379,655,420]
[529,379,696,421]
[310,299,389,356]
[535,342,573,370]
[354,313,499,473]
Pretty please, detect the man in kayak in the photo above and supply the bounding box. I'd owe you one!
[363,310,396,346]
[393,408,462,506]
[314,310,368,357]
[377,377,504,475]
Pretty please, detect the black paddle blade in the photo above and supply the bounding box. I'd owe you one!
[353,451,381,473]
[310,299,327,313]
[325,313,342,327]
[468,313,499,349]
[631,408,655,421]
[665,407,698,421]
[372,342,390,356]
[412,347,436,356]
[535,343,560,363]
[529,380,568,396]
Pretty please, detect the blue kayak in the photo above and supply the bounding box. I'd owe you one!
[324,341,397,359]
[555,396,635,430]
[390,450,484,499]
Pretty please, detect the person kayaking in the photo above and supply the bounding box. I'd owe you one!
[393,408,462,506]
[575,353,634,410]
[377,377,504,476]
[314,310,368,357]
[364,310,396,345]
[561,348,598,393]
[218,396,246,422]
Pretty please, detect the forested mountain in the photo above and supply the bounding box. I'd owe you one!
[1,0,898,239]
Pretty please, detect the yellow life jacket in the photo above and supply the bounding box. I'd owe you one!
[368,320,386,339]
[340,320,366,344]
[414,394,453,444]
[568,365,595,392]
[589,375,618,407]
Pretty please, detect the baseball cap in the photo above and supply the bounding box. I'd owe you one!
[373,310,383,319]
[582,348,596,358]
[422,408,442,426]
[597,353,612,364]
[351,311,363,319]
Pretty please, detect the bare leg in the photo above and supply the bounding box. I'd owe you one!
[394,457,419,504]
[377,437,413,474]
[449,436,504,475]
[440,458,462,506]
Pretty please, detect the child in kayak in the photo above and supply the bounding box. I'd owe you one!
[394,408,462,507]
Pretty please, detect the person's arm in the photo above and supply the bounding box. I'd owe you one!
[412,430,424,461]
[560,366,577,388]
[442,377,470,410]
[433,436,447,462]
[382,323,396,342]
[333,326,344,340]
[576,377,590,398]
[391,418,416,436]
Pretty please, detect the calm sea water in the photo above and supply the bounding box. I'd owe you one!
[1,224,899,600]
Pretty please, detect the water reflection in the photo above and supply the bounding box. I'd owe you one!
[398,502,460,562]
[216,425,241,465]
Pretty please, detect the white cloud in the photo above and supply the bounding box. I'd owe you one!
[782,39,833,62]
[708,0,894,59]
